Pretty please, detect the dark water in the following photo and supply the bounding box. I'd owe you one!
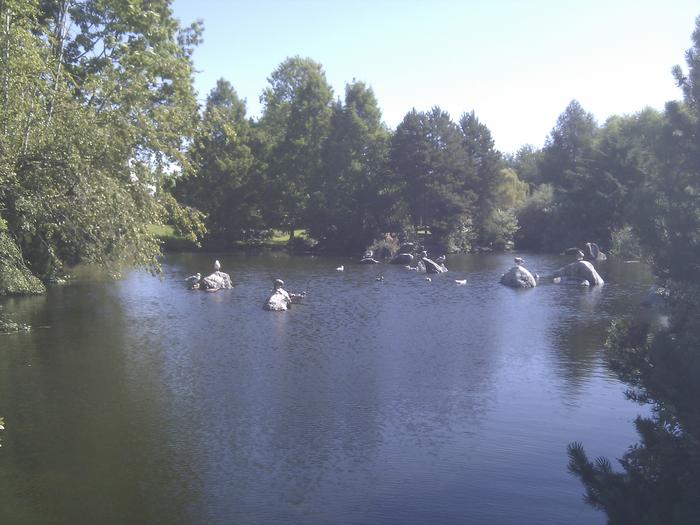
[0,253,655,524]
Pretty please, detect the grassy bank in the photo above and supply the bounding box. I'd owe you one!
[151,225,311,252]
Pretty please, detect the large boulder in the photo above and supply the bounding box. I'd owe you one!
[200,270,232,291]
[500,265,537,288]
[553,260,604,286]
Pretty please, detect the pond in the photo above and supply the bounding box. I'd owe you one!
[0,252,655,524]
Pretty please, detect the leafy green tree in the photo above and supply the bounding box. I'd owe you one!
[568,15,700,523]
[507,144,544,186]
[0,0,202,285]
[514,184,556,251]
[630,25,700,282]
[540,100,598,187]
[391,107,476,250]
[174,79,262,243]
[519,100,608,250]
[307,81,393,252]
[492,168,529,210]
[480,208,518,251]
[259,56,333,236]
[458,111,503,241]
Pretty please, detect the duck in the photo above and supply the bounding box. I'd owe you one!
[376,275,384,282]
[214,260,221,271]
[514,257,524,266]
[454,279,467,285]
[336,265,344,272]
[425,277,432,282]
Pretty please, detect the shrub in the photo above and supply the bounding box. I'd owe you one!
[445,217,477,254]
[481,209,519,251]
[368,235,401,260]
[609,225,643,260]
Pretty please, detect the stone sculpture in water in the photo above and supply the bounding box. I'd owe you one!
[186,261,233,292]
[552,260,604,286]
[500,258,538,288]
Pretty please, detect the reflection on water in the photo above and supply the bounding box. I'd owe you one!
[0,253,654,524]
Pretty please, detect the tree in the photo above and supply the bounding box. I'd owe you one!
[458,111,503,240]
[259,56,333,235]
[568,15,700,523]
[492,168,529,210]
[540,100,598,187]
[174,79,262,243]
[0,0,202,285]
[632,29,700,281]
[391,107,477,250]
[307,81,393,252]
[508,144,544,186]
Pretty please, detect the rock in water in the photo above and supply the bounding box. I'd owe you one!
[500,265,537,288]
[423,257,448,274]
[200,271,232,291]
[552,260,604,286]
[263,290,290,311]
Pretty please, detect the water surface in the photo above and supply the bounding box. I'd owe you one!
[0,253,654,524]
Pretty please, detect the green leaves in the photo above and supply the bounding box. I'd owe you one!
[0,0,201,287]
[307,81,392,251]
[260,57,333,233]
[174,79,261,242]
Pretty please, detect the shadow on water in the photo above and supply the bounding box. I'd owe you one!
[566,276,700,524]
[0,284,194,525]
[0,252,655,524]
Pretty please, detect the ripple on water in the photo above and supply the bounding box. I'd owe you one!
[0,252,655,525]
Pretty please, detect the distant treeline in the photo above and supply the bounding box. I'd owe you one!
[174,50,696,263]
[1,3,700,520]
[0,1,697,288]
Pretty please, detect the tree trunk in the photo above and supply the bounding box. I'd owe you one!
[1,2,9,138]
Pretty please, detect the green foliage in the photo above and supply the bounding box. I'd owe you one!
[480,209,519,251]
[157,192,206,245]
[459,111,504,240]
[0,232,45,295]
[514,184,556,250]
[260,57,333,233]
[444,216,477,254]
[508,144,544,185]
[174,79,260,242]
[569,291,700,524]
[492,168,529,210]
[630,100,700,282]
[540,100,598,186]
[568,16,700,523]
[368,234,401,260]
[391,108,477,240]
[306,81,393,252]
[609,225,642,260]
[0,0,201,289]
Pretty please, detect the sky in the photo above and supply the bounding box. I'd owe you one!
[171,0,699,154]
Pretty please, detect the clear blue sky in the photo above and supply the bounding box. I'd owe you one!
[171,0,699,153]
